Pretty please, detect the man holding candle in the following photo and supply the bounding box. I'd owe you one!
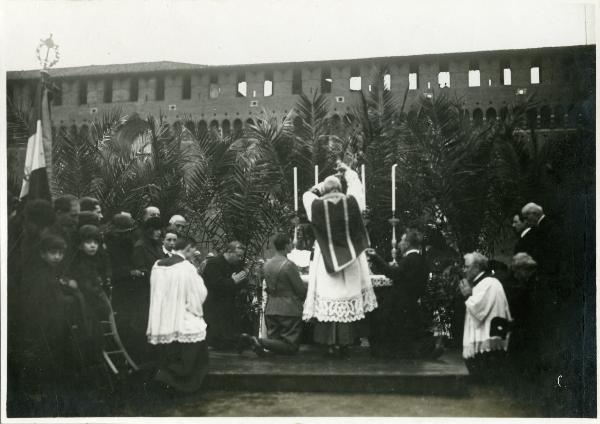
[302,160,377,357]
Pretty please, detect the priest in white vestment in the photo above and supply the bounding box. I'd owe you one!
[302,161,377,357]
[459,252,512,379]
[147,236,209,393]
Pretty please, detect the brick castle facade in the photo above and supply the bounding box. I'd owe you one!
[6,44,595,142]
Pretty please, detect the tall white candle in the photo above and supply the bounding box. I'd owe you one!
[314,165,319,186]
[293,167,298,211]
[361,164,366,198]
[391,164,397,212]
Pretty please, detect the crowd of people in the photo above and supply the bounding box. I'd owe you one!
[6,163,578,416]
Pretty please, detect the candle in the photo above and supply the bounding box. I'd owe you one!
[361,164,366,198]
[391,164,397,212]
[314,165,319,186]
[293,167,298,211]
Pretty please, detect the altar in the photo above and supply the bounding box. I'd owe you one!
[257,250,392,339]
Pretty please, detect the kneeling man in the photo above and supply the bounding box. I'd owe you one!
[240,233,307,355]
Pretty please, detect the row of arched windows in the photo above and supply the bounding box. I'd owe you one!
[52,103,584,141]
[467,104,584,128]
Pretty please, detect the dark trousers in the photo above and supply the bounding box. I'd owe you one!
[259,315,303,354]
[369,287,396,355]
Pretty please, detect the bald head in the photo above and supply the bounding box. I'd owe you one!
[323,176,342,194]
[521,202,544,226]
[143,206,161,222]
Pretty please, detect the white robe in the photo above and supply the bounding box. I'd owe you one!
[302,169,378,323]
[147,258,208,344]
[462,275,512,359]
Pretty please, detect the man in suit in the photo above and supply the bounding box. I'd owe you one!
[367,229,434,358]
[202,241,249,351]
[512,212,536,256]
[239,233,307,355]
[521,202,559,276]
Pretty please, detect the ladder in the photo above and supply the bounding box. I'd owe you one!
[99,300,139,375]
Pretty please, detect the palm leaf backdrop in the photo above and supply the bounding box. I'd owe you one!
[8,89,593,338]
[9,90,590,257]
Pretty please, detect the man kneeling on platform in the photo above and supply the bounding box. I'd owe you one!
[239,233,307,356]
[366,229,442,359]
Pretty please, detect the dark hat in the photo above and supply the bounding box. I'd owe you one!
[143,216,162,230]
[110,213,136,233]
[79,224,101,242]
[78,211,100,227]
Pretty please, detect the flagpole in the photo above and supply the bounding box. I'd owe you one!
[40,70,55,198]
[36,35,60,199]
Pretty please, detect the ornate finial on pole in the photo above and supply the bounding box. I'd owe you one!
[36,34,60,71]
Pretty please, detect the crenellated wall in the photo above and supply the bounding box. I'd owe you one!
[6,45,595,142]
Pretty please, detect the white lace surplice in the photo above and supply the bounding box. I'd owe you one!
[462,276,512,359]
[147,260,208,344]
[302,169,378,323]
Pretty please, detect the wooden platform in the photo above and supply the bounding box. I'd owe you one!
[204,346,469,396]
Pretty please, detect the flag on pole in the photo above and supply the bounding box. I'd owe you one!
[19,75,53,201]
[19,119,50,201]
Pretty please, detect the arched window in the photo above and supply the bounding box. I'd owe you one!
[472,108,483,126]
[245,118,254,129]
[499,107,509,122]
[222,119,231,137]
[485,107,497,122]
[233,119,243,135]
[184,120,196,133]
[540,106,551,128]
[69,125,78,138]
[554,105,564,128]
[210,120,220,136]
[197,120,207,136]
[526,108,538,129]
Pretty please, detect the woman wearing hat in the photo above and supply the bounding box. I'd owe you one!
[130,216,167,363]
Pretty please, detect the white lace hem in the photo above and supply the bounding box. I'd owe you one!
[462,337,510,359]
[147,332,206,345]
[303,287,378,323]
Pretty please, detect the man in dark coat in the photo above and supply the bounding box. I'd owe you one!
[239,233,307,355]
[512,212,536,256]
[521,202,559,276]
[366,229,433,358]
[202,241,249,351]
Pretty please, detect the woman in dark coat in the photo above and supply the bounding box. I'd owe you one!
[130,217,165,362]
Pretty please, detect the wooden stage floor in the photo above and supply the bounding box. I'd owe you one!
[204,345,469,396]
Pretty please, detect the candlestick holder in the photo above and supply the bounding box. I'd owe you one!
[291,215,300,249]
[362,207,370,226]
[388,216,400,265]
